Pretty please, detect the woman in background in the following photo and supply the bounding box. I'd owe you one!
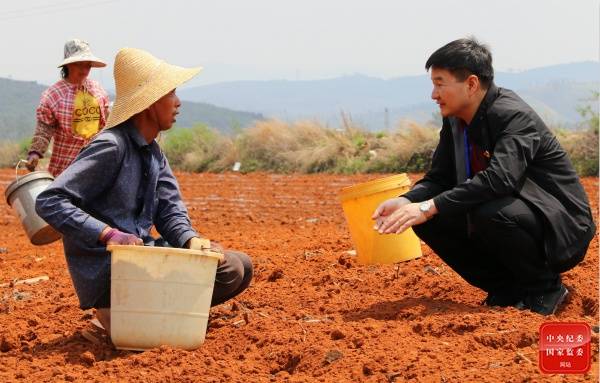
[26,38,109,176]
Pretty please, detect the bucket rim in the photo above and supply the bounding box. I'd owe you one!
[4,170,55,205]
[339,174,411,202]
[107,244,225,261]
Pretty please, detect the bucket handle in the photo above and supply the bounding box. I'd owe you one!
[14,159,30,185]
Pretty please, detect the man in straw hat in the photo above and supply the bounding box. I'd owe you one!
[36,48,253,333]
[373,37,594,316]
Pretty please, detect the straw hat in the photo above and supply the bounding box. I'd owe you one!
[58,39,106,68]
[105,48,202,129]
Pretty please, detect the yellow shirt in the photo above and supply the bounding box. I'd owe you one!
[72,89,101,139]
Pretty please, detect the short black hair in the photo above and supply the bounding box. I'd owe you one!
[425,37,494,89]
[61,66,69,79]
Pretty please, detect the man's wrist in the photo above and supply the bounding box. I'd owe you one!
[419,199,437,219]
[398,196,411,204]
[99,226,113,243]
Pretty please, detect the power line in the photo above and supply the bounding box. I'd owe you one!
[0,0,118,21]
[0,0,85,16]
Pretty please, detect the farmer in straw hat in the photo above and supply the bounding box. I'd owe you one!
[373,38,595,316]
[36,48,253,332]
[27,39,110,176]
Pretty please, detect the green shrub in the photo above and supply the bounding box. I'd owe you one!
[556,93,599,176]
[557,128,599,177]
[161,125,233,172]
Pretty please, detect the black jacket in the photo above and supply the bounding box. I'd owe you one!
[404,84,595,273]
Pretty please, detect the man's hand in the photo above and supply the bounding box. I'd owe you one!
[186,237,211,250]
[376,200,437,234]
[25,153,40,172]
[101,228,143,246]
[187,237,225,254]
[187,237,224,265]
[372,197,411,230]
[209,241,225,254]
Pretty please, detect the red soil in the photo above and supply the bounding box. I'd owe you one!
[0,169,597,382]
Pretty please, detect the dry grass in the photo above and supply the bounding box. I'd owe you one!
[0,141,26,169]
[366,121,439,173]
[63,119,598,176]
[555,127,599,176]
[232,118,439,173]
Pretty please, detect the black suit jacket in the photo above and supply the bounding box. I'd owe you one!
[404,84,595,273]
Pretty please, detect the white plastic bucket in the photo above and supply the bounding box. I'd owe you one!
[108,245,224,351]
[4,170,62,245]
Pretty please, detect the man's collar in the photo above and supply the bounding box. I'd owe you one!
[469,83,498,127]
[125,120,152,148]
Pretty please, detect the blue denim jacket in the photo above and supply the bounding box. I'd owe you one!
[36,121,198,308]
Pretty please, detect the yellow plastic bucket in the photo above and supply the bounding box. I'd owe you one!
[108,245,224,351]
[339,174,422,264]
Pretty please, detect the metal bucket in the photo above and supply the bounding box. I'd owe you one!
[4,170,62,245]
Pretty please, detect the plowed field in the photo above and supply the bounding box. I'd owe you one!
[0,169,597,382]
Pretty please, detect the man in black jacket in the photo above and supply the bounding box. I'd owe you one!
[373,38,595,316]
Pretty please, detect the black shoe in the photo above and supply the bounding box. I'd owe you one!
[483,291,522,307]
[516,285,569,316]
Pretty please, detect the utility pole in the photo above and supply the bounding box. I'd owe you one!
[384,107,389,131]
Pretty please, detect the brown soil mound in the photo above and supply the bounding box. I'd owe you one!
[0,169,597,382]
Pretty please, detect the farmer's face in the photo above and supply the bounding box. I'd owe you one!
[66,61,92,84]
[430,67,472,120]
[149,89,181,131]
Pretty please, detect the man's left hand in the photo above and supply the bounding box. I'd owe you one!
[209,241,225,254]
[186,237,225,265]
[186,237,210,250]
[376,203,429,234]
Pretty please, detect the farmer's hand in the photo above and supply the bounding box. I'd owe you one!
[209,241,225,254]
[372,197,411,230]
[376,201,434,234]
[25,153,40,172]
[186,237,211,250]
[187,237,224,265]
[187,237,225,253]
[100,227,143,246]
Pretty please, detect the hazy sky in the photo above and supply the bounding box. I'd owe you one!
[1,0,598,88]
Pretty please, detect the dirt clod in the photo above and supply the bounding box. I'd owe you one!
[0,335,17,352]
[267,269,284,282]
[324,349,343,364]
[80,351,96,366]
[330,329,345,340]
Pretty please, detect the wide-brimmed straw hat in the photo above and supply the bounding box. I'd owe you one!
[105,47,202,129]
[58,39,106,68]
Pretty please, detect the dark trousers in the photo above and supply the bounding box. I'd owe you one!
[94,241,253,308]
[412,196,560,295]
[211,250,253,306]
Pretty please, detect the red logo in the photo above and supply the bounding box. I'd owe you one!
[539,322,591,374]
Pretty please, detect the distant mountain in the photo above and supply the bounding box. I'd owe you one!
[175,101,263,134]
[179,61,599,129]
[0,77,263,141]
[0,78,47,141]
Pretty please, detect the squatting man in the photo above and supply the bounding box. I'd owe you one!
[373,38,595,316]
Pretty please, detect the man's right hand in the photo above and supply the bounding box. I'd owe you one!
[372,197,411,231]
[25,153,40,172]
[101,228,143,246]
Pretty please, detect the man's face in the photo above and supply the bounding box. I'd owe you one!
[430,67,471,119]
[150,89,181,131]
